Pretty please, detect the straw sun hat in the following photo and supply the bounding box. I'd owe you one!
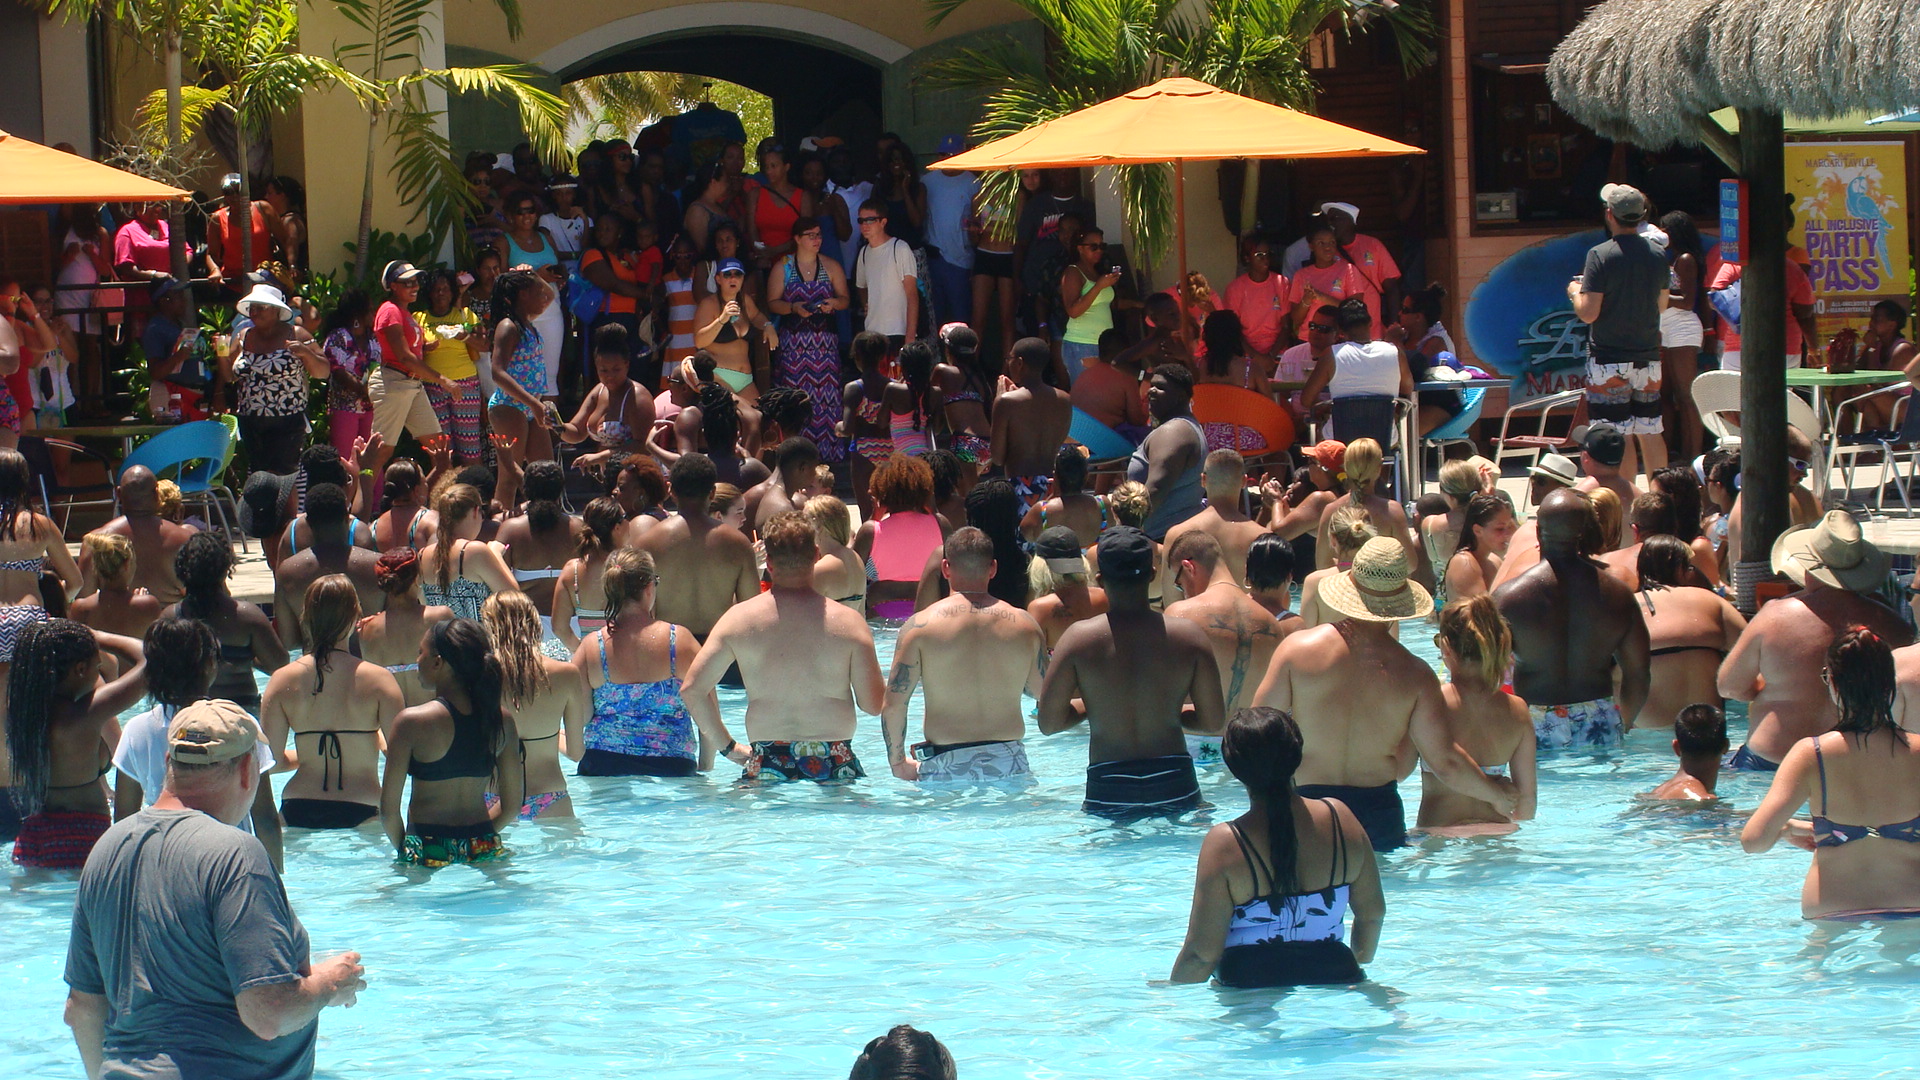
[1770,511,1891,593]
[1318,536,1432,622]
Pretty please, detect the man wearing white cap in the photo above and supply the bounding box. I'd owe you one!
[1282,202,1400,337]
[64,700,366,1079]
[1489,452,1582,589]
[881,527,1046,784]
[1255,536,1514,850]
[1570,183,1669,478]
[1719,511,1911,770]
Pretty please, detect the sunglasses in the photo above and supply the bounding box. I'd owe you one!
[1307,321,1336,333]
[1789,457,1811,473]
[857,216,883,225]
[1250,251,1272,259]
[719,270,745,278]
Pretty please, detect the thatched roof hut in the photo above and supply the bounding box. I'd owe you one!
[1548,0,1920,150]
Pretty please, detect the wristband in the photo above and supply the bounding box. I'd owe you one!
[722,738,737,757]
[360,469,375,478]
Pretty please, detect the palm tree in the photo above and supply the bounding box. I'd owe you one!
[331,0,568,271]
[43,0,214,280]
[137,0,373,274]
[921,0,1432,262]
[564,71,706,145]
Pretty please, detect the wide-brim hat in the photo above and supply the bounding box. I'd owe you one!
[1318,536,1432,622]
[1529,452,1579,487]
[239,469,299,539]
[1771,511,1891,592]
[235,283,293,320]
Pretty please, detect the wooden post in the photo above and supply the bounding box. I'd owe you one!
[1735,107,1788,611]
[1175,159,1191,351]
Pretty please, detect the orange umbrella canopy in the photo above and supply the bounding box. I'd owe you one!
[0,129,190,205]
[931,77,1424,170]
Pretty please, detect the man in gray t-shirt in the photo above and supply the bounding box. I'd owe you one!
[1571,183,1670,477]
[63,700,365,1080]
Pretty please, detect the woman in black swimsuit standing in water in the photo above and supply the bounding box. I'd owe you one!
[1634,535,1746,730]
[166,532,287,715]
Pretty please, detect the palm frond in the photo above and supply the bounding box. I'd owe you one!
[417,64,570,169]
[135,83,227,146]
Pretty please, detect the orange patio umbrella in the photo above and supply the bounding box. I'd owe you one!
[0,129,190,205]
[931,77,1423,306]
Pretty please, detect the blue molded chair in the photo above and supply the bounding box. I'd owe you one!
[1069,408,1136,463]
[1422,385,1488,473]
[119,420,245,547]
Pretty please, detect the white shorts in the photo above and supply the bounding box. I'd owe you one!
[1660,307,1703,349]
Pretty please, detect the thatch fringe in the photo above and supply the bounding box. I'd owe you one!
[1549,0,1920,149]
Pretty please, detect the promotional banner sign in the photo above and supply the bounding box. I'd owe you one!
[1463,230,1605,404]
[1788,141,1911,341]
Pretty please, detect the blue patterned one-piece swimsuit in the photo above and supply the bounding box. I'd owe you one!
[583,627,698,765]
[487,321,547,417]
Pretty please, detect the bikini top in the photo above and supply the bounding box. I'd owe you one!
[0,555,45,573]
[296,727,381,792]
[289,518,365,555]
[1223,807,1350,947]
[512,565,564,582]
[407,697,497,782]
[570,559,608,622]
[592,383,634,446]
[714,312,744,345]
[1040,495,1108,534]
[1812,739,1920,846]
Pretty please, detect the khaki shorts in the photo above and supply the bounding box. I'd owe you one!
[368,365,441,444]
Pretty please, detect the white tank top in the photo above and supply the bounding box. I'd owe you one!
[1329,340,1402,398]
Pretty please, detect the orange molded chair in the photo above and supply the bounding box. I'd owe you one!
[1190,384,1296,462]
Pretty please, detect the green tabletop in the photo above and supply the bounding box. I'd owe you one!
[1784,368,1907,386]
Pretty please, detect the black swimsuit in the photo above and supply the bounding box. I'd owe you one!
[281,727,383,829]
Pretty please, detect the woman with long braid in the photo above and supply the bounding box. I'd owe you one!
[380,618,521,866]
[0,449,82,659]
[1171,706,1382,987]
[5,619,147,867]
[261,576,405,830]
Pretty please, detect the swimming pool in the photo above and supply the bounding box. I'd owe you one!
[3,627,1914,1078]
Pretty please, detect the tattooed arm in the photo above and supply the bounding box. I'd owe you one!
[882,620,923,780]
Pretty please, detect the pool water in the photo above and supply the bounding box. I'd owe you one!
[4,627,1917,1078]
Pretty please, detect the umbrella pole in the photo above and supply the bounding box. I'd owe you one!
[1175,160,1190,354]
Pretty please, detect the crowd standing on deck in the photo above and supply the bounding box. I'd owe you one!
[4,136,1918,1076]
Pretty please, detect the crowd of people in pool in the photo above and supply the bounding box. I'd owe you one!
[5,304,1920,1077]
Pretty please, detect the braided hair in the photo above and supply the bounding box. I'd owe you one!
[897,340,936,432]
[1221,706,1307,899]
[492,269,541,338]
[6,618,100,816]
[698,382,740,458]
[522,459,567,536]
[174,531,235,621]
[964,478,1029,607]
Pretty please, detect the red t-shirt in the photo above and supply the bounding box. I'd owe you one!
[1710,259,1815,355]
[372,300,423,369]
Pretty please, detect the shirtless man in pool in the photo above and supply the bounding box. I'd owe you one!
[634,452,761,640]
[683,511,885,782]
[84,466,195,604]
[1494,489,1650,749]
[1039,526,1225,818]
[882,527,1046,784]
[1719,511,1910,769]
[1253,536,1514,851]
[1164,530,1287,765]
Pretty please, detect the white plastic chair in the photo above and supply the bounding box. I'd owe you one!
[1691,370,1743,442]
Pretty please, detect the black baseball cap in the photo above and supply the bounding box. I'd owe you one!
[1097,526,1156,583]
[1573,422,1625,467]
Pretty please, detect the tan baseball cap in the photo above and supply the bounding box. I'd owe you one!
[167,699,260,764]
